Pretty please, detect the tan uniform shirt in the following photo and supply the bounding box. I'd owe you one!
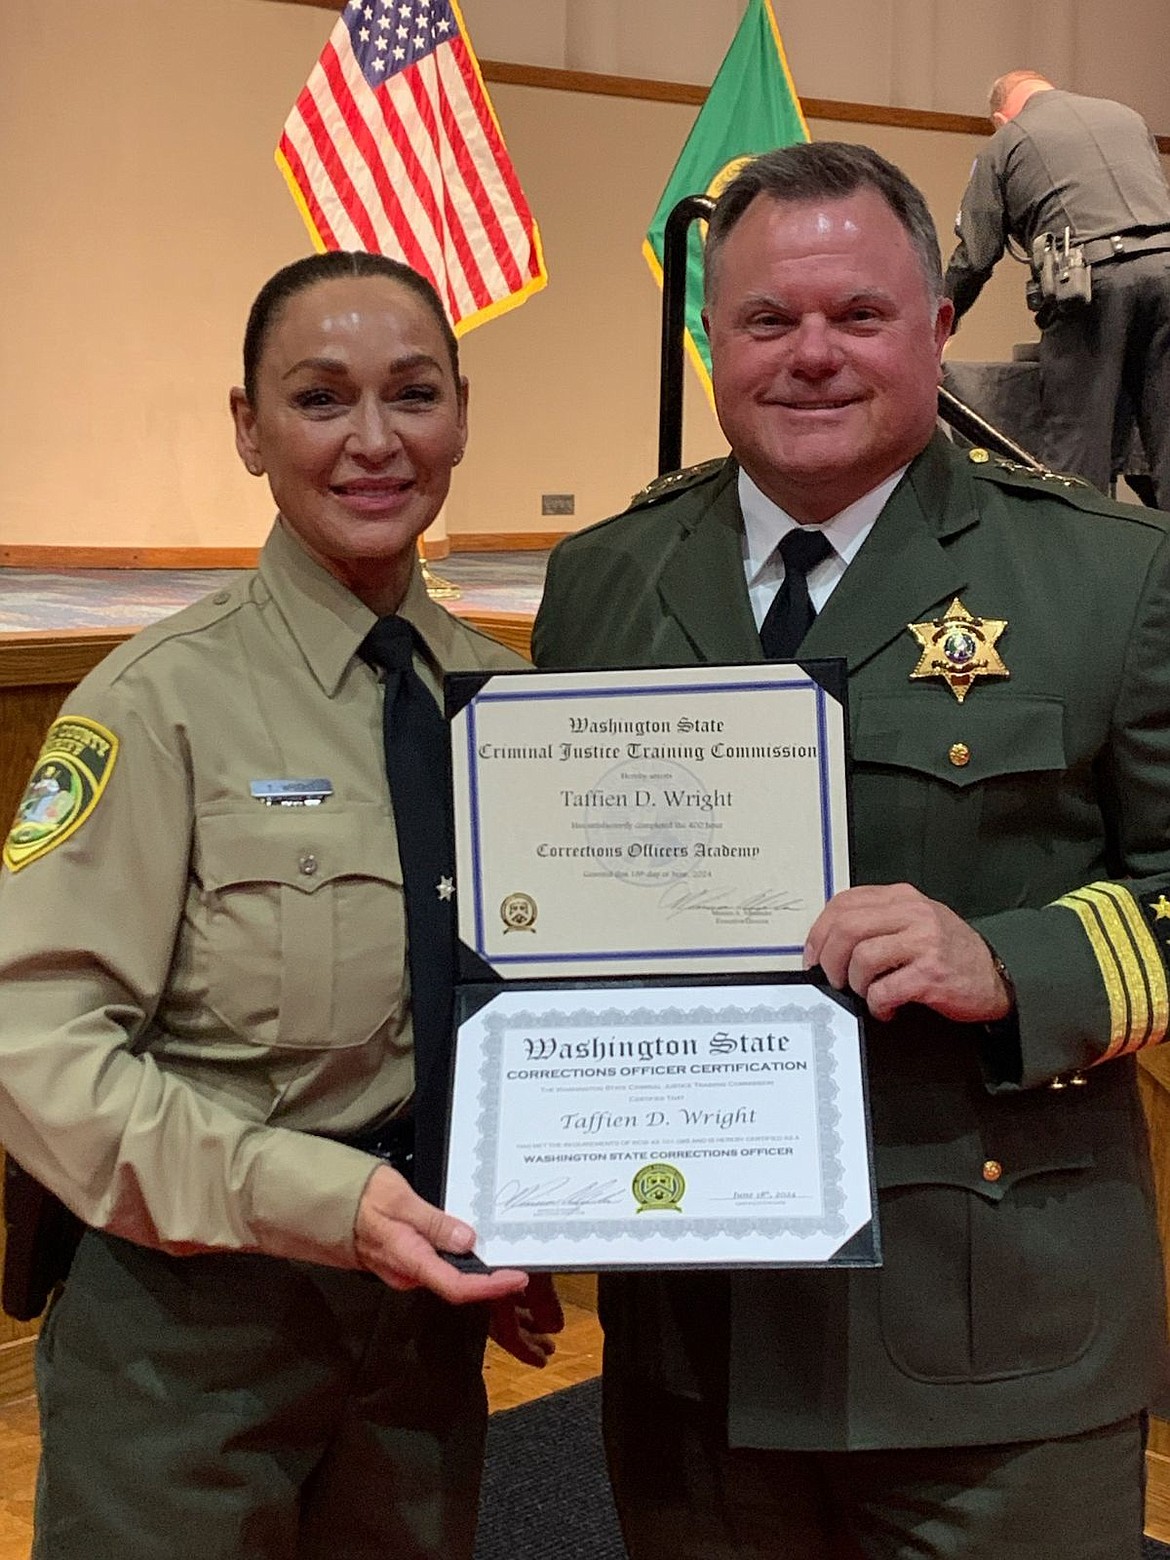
[0,521,525,1267]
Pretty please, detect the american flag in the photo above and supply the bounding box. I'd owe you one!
[277,0,546,333]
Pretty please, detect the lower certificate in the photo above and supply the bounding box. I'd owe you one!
[444,982,877,1270]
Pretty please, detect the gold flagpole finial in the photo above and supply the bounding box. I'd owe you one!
[417,537,461,600]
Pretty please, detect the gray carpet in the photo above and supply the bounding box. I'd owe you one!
[476,1377,1170,1559]
[476,1377,626,1559]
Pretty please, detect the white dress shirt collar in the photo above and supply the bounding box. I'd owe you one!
[738,464,908,628]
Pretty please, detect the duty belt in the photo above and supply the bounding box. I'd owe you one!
[317,1111,415,1177]
[1080,228,1170,265]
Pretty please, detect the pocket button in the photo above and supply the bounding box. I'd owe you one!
[298,853,319,877]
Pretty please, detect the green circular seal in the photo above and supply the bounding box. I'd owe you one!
[632,1162,685,1213]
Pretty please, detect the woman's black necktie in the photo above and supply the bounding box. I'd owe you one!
[359,615,453,1201]
[759,528,835,659]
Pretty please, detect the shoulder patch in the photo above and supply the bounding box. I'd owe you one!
[3,717,120,872]
[627,459,726,512]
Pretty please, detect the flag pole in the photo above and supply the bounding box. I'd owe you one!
[658,195,715,476]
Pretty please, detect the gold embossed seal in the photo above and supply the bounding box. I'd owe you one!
[632,1162,686,1213]
[500,892,538,933]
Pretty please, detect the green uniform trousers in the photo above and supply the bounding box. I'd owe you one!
[603,1370,1145,1560]
[33,1231,489,1560]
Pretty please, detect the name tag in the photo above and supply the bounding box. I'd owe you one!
[249,779,334,808]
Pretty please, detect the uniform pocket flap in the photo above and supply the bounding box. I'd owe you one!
[875,1137,1094,1202]
[852,693,1066,788]
[195,805,402,893]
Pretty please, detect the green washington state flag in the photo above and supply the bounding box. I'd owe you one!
[643,0,808,400]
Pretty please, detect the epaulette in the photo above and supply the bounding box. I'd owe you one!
[961,445,1141,518]
[964,445,1091,490]
[626,458,726,512]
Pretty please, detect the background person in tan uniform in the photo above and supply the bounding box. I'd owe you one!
[0,252,560,1560]
[944,70,1170,504]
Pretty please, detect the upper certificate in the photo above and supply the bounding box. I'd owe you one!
[449,663,850,979]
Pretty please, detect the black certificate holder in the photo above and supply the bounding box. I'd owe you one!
[446,668,525,985]
[439,662,876,1273]
[442,971,880,1274]
[443,658,854,988]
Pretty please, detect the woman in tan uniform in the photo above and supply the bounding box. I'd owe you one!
[0,252,559,1560]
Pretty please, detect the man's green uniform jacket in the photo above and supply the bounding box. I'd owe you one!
[532,433,1170,1450]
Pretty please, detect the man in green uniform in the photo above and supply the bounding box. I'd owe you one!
[533,142,1170,1559]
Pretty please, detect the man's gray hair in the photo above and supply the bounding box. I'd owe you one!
[989,70,1052,118]
[703,142,944,304]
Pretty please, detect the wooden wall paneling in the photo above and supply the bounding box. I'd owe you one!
[1138,1054,1170,1534]
[459,611,532,660]
[0,633,130,693]
[0,547,259,570]
[0,683,80,834]
[448,532,572,553]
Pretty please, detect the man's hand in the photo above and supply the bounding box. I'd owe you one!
[489,1273,566,1367]
[354,1165,528,1303]
[804,883,1013,1024]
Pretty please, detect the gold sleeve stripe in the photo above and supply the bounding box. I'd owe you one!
[1054,883,1169,1062]
[1095,882,1170,1053]
[1054,889,1130,1057]
[1082,887,1155,1056]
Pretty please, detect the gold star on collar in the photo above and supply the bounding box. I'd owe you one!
[908,598,1008,704]
[1152,895,1170,921]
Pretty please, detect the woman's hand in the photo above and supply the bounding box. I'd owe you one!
[489,1273,566,1367]
[354,1164,528,1303]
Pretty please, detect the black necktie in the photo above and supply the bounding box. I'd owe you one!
[759,527,835,659]
[359,616,453,1200]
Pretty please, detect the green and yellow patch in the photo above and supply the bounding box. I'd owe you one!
[3,717,119,872]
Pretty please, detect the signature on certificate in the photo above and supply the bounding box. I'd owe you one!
[659,882,803,924]
[495,1177,626,1213]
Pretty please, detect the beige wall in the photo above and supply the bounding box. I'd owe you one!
[454,90,1041,538]
[470,0,1170,128]
[0,0,1160,548]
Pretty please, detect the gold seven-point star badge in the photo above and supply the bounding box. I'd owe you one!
[908,598,1009,703]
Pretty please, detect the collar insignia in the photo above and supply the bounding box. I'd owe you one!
[908,598,1008,703]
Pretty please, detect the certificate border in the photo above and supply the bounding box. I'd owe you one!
[463,997,857,1253]
[460,672,844,972]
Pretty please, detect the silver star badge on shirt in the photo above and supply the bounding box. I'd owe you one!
[436,876,455,902]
